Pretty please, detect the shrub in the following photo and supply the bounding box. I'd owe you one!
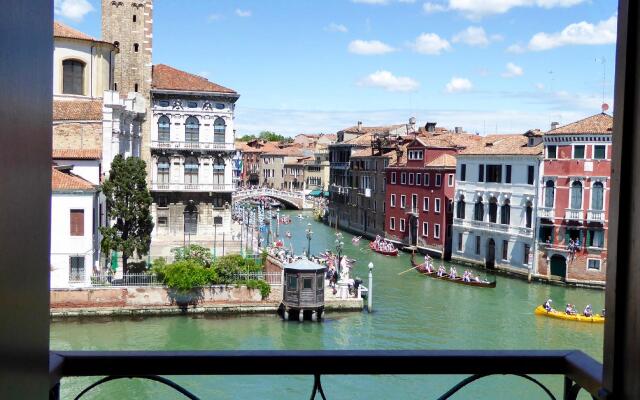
[172,244,214,268]
[243,279,271,299]
[160,260,208,293]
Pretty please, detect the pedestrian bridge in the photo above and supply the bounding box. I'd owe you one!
[232,188,311,209]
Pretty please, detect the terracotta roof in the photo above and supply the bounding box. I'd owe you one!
[53,100,103,121]
[152,64,237,94]
[52,167,96,192]
[546,113,613,135]
[53,149,102,160]
[339,124,406,135]
[425,154,457,169]
[54,21,96,41]
[460,134,543,156]
[263,146,305,156]
[343,132,374,146]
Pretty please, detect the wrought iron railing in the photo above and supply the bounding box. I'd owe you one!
[48,350,605,399]
[87,272,282,287]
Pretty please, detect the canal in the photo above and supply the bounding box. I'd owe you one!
[51,210,604,399]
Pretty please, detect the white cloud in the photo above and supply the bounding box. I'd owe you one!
[235,9,252,17]
[506,43,525,53]
[358,70,420,92]
[54,0,94,22]
[207,14,223,22]
[423,2,448,13]
[325,23,348,33]
[502,62,524,78]
[410,33,451,55]
[352,0,416,4]
[528,15,617,51]
[348,40,396,55]
[452,26,492,47]
[535,83,545,90]
[445,0,586,19]
[445,77,473,93]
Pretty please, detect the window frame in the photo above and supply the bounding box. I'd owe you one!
[70,209,84,237]
[435,174,442,187]
[573,144,586,160]
[62,59,85,95]
[390,194,396,208]
[448,174,454,187]
[434,223,441,239]
[390,217,396,230]
[587,258,601,271]
[391,172,396,184]
[594,145,607,160]
[400,195,406,209]
[435,198,441,213]
[424,173,430,186]
[423,197,429,212]
[422,222,429,237]
[547,145,557,159]
[399,218,406,232]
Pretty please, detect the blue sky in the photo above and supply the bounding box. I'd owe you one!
[56,0,618,136]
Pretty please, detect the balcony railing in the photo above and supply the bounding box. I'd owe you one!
[48,350,604,399]
[332,162,350,169]
[565,209,583,221]
[454,218,535,238]
[151,182,234,192]
[587,210,605,222]
[538,207,555,219]
[151,140,235,152]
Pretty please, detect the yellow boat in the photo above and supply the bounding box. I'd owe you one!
[534,305,605,324]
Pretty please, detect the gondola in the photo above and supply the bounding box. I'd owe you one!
[369,241,399,256]
[410,253,496,288]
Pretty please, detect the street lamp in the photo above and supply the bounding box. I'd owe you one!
[305,223,313,257]
[335,233,344,276]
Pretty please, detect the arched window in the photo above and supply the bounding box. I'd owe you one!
[157,157,170,183]
[214,117,226,143]
[185,116,200,143]
[525,202,533,228]
[570,181,583,209]
[474,199,484,221]
[134,43,139,52]
[592,182,604,210]
[501,199,511,225]
[544,180,555,208]
[158,116,170,142]
[133,15,137,22]
[488,197,498,223]
[457,196,466,219]
[184,157,199,184]
[62,59,85,95]
[213,157,225,185]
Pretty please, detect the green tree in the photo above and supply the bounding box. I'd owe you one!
[258,131,292,142]
[100,155,154,274]
[238,134,257,142]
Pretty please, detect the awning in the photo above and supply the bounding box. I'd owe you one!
[309,189,322,197]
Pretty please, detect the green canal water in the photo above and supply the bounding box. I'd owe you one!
[51,210,604,399]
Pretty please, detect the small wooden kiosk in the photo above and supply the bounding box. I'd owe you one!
[279,259,326,322]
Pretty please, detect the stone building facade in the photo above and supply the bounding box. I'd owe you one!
[148,64,240,244]
[451,133,543,276]
[536,114,612,287]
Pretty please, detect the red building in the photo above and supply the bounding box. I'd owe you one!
[537,113,612,286]
[385,133,479,259]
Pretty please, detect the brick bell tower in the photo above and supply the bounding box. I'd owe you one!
[102,0,153,98]
[102,0,153,171]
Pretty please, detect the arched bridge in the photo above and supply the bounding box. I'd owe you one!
[232,188,311,210]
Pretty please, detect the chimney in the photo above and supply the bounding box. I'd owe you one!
[551,122,559,131]
[357,121,362,132]
[454,126,463,134]
[426,122,437,133]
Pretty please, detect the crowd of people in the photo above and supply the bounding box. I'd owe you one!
[566,238,581,260]
[542,299,604,317]
[372,236,396,253]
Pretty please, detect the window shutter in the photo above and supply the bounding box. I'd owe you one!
[70,210,84,236]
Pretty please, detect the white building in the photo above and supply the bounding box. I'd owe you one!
[451,131,543,277]
[50,167,100,288]
[51,21,147,282]
[148,64,240,245]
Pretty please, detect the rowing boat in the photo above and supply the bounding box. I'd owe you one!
[369,241,398,256]
[410,253,496,288]
[534,305,605,323]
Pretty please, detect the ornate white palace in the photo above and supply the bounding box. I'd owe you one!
[149,64,240,242]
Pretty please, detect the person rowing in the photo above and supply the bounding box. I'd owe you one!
[437,265,445,277]
[583,304,593,317]
[449,267,457,279]
[462,270,471,282]
[543,299,553,312]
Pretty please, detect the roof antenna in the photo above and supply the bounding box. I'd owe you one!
[596,57,607,112]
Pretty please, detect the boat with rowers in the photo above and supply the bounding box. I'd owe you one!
[370,236,398,256]
[534,305,605,323]
[409,252,496,288]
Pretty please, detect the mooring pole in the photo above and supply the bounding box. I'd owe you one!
[368,262,373,313]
